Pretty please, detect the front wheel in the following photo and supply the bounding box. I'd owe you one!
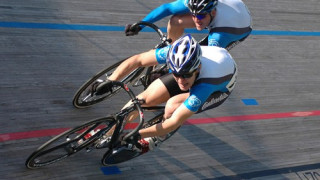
[72,56,146,108]
[25,117,116,169]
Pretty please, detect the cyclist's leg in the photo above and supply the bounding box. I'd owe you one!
[136,75,189,150]
[124,73,185,123]
[122,76,171,124]
[122,74,189,151]
[121,46,173,123]
[158,74,190,119]
[164,92,189,119]
[167,14,195,43]
[101,77,171,150]
[137,78,171,106]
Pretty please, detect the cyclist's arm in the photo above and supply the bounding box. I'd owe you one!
[108,49,158,81]
[141,0,189,25]
[138,83,222,137]
[139,103,195,138]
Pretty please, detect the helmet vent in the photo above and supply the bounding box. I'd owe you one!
[182,47,187,54]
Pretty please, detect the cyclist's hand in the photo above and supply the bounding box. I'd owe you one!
[125,24,142,36]
[95,79,113,95]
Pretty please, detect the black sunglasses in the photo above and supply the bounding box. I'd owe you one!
[192,13,207,20]
[173,72,194,79]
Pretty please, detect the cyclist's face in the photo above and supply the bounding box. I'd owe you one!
[191,11,214,30]
[173,71,198,91]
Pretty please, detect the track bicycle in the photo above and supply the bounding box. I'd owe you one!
[26,81,178,169]
[73,21,170,108]
[26,22,175,169]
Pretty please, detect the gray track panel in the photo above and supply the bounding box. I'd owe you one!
[1,0,320,179]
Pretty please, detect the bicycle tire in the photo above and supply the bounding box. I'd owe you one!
[26,116,116,169]
[101,112,178,166]
[72,56,146,108]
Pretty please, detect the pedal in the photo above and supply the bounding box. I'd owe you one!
[95,136,111,149]
[86,146,94,152]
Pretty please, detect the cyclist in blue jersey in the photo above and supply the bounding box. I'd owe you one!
[125,0,252,50]
[93,34,237,152]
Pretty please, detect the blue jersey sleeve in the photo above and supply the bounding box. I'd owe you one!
[155,45,171,64]
[142,0,189,24]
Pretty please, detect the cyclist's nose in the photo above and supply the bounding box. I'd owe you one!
[176,77,188,83]
[194,17,201,22]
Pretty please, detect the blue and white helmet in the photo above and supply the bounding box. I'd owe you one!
[167,34,202,74]
[188,0,218,14]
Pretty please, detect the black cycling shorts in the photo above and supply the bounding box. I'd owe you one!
[159,73,189,97]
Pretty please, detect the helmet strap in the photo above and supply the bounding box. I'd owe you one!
[195,65,201,79]
[206,9,216,29]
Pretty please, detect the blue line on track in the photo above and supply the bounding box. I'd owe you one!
[100,166,122,175]
[1,21,320,36]
[0,21,124,31]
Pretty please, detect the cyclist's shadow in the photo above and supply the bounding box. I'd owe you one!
[148,124,290,180]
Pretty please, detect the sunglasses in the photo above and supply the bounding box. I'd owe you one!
[192,13,207,20]
[173,72,194,79]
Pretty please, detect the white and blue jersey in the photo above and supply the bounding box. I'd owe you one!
[156,46,237,113]
[142,0,252,48]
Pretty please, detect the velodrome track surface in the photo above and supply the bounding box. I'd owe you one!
[1,0,320,179]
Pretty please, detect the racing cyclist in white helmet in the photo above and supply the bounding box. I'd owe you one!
[94,34,237,152]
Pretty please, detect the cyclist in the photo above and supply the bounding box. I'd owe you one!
[125,0,252,50]
[94,34,237,153]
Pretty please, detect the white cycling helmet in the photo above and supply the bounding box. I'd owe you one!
[167,34,202,74]
[188,0,218,14]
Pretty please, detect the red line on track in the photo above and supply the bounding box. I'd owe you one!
[1,110,320,142]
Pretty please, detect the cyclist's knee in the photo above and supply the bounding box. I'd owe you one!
[164,99,175,119]
[164,95,185,119]
[137,79,170,106]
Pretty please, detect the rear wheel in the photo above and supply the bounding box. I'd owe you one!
[26,117,116,169]
[101,112,178,165]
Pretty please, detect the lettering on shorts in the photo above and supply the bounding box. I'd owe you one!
[201,92,228,111]
[226,40,241,51]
